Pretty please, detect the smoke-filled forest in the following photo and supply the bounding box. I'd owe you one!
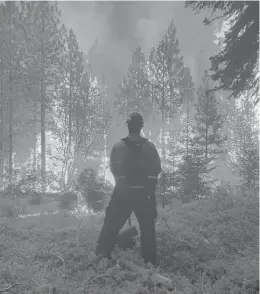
[0,1,259,294]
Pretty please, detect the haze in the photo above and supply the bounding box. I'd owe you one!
[59,1,217,96]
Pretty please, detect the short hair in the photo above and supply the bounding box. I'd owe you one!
[126,112,144,134]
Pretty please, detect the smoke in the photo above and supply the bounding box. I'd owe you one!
[57,1,217,149]
[59,1,216,102]
[89,2,178,86]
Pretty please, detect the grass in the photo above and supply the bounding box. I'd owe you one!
[0,192,259,294]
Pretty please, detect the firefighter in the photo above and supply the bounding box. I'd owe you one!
[95,112,161,266]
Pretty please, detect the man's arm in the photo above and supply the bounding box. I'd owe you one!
[110,143,118,178]
[145,141,161,176]
[144,141,160,221]
[110,141,126,180]
[153,144,162,176]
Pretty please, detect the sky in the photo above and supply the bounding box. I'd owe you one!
[59,1,218,96]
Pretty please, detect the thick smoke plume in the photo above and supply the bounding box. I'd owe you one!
[59,1,216,100]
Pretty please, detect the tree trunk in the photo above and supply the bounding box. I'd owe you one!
[0,69,4,189]
[32,96,37,191]
[40,13,46,195]
[68,50,72,154]
[171,151,174,198]
[103,101,108,181]
[8,7,13,187]
[33,97,37,173]
[196,157,200,199]
[186,109,189,157]
[61,98,68,190]
[40,78,46,194]
[63,53,73,189]
[205,85,209,161]
[8,75,13,187]
[161,128,166,207]
[161,43,166,207]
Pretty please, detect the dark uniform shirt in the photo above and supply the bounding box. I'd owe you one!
[110,134,161,183]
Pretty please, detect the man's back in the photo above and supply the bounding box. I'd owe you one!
[110,134,161,181]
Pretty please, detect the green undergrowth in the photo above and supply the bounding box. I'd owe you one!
[0,193,259,294]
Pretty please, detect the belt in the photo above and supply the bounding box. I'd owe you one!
[115,176,158,180]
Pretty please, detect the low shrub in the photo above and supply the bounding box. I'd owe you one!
[76,168,113,212]
[155,191,259,293]
[0,197,27,218]
[28,192,42,206]
[59,191,78,210]
[0,198,15,217]
[0,189,258,293]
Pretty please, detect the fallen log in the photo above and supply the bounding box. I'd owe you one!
[122,260,173,290]
[59,191,78,210]
[116,225,138,249]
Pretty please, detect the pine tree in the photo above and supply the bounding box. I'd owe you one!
[20,44,40,180]
[115,77,129,121]
[191,139,215,199]
[126,46,152,118]
[148,20,194,150]
[115,46,152,127]
[164,126,183,200]
[179,67,195,158]
[0,42,7,188]
[63,28,84,154]
[0,2,26,187]
[177,154,197,203]
[65,69,109,185]
[226,96,259,192]
[22,1,64,194]
[99,78,110,181]
[0,63,5,188]
[146,46,161,142]
[86,76,111,169]
[195,71,224,162]
[176,110,197,202]
[53,26,85,189]
[184,71,226,199]
[148,20,194,205]
[186,1,259,104]
[52,63,104,189]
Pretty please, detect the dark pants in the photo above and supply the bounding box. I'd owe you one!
[95,185,157,265]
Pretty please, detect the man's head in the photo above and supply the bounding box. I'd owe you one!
[126,112,144,134]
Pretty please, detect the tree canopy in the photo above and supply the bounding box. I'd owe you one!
[185,1,259,104]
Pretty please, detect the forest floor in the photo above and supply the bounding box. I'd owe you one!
[0,193,259,294]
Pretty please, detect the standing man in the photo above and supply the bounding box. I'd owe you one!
[95,112,161,266]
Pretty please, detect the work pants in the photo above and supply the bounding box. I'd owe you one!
[95,185,157,265]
